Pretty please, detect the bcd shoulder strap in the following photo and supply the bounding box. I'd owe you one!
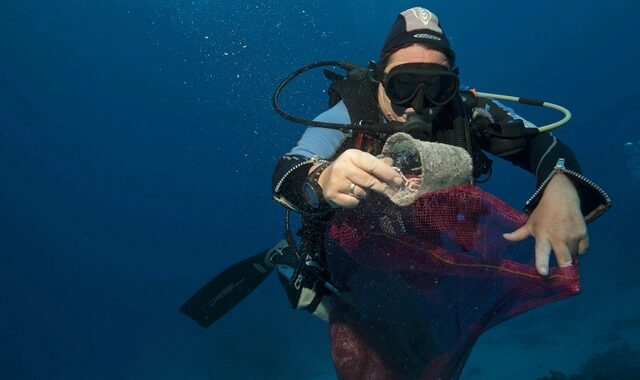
[324,67,379,125]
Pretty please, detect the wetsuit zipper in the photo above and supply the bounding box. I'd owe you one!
[525,158,612,222]
[273,156,328,193]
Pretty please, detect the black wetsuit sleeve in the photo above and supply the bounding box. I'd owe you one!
[472,97,580,183]
[473,97,611,222]
[272,154,317,212]
[484,131,580,187]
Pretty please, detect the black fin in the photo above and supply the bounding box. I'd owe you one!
[180,240,287,328]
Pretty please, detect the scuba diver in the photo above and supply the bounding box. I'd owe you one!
[267,6,610,317]
[181,8,611,375]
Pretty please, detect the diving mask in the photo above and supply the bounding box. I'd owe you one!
[383,63,459,109]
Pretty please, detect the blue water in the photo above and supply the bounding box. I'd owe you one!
[1,1,639,378]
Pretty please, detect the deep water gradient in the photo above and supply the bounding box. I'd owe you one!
[1,1,639,379]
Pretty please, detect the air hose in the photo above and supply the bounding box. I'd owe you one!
[475,92,571,132]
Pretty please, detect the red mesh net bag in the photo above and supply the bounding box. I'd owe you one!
[325,184,580,380]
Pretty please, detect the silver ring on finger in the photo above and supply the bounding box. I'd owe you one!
[348,182,357,197]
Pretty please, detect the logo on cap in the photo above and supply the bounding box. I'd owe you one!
[414,33,441,41]
[411,7,433,26]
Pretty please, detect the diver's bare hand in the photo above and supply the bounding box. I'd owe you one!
[503,174,588,276]
[317,149,404,208]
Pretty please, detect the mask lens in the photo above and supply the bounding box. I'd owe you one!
[430,74,458,104]
[386,73,423,105]
[384,64,459,107]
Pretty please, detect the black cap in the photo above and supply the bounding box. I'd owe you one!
[380,7,455,67]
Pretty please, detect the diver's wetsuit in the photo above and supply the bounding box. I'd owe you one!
[271,96,610,315]
[273,98,609,220]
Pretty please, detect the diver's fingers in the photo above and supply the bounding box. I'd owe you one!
[578,235,590,255]
[552,242,573,268]
[344,182,369,200]
[502,225,531,242]
[380,157,394,166]
[534,237,552,276]
[349,150,404,188]
[355,184,370,200]
[349,168,392,195]
[320,150,400,199]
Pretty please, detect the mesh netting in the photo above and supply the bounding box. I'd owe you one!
[325,184,580,380]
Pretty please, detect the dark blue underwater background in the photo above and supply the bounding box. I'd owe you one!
[1,1,639,379]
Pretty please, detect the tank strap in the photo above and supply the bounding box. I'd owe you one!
[324,67,379,125]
